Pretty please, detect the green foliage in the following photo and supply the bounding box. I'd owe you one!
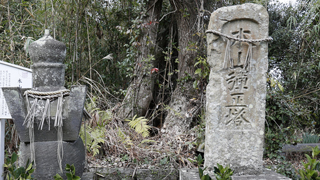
[265,154,299,179]
[160,157,168,165]
[197,154,212,180]
[80,125,106,157]
[264,126,293,159]
[264,125,300,179]
[196,154,233,180]
[287,16,297,30]
[267,75,284,92]
[126,115,151,138]
[54,164,80,180]
[3,152,35,180]
[193,109,206,151]
[117,128,133,147]
[80,97,112,156]
[86,96,112,127]
[213,163,233,180]
[193,56,209,90]
[199,168,212,180]
[299,146,320,180]
[303,133,320,144]
[267,0,320,135]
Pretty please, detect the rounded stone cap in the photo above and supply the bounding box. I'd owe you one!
[29,29,66,63]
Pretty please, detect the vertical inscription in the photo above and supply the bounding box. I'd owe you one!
[223,25,254,127]
[224,70,251,127]
[0,70,10,116]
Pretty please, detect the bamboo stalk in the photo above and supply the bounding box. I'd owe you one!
[50,0,55,38]
[72,0,79,83]
[85,14,92,94]
[7,0,13,53]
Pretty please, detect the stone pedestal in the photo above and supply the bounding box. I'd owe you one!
[2,86,86,142]
[179,169,291,180]
[204,3,270,174]
[19,137,85,179]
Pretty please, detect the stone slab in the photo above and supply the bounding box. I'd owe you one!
[205,3,269,174]
[282,143,320,153]
[2,86,86,142]
[19,137,85,180]
[179,168,291,180]
[86,168,179,180]
[81,172,94,180]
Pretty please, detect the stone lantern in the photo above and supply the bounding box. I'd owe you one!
[2,30,86,179]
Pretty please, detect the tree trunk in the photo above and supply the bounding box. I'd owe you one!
[162,0,203,134]
[117,0,162,120]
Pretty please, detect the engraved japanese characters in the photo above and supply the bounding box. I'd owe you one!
[204,4,271,174]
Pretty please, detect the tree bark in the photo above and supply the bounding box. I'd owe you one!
[117,0,162,120]
[162,0,203,134]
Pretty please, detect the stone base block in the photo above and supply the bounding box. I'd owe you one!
[19,137,85,180]
[2,86,86,142]
[282,143,320,153]
[86,168,179,180]
[179,168,291,180]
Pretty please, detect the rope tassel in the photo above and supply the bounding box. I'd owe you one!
[54,93,64,173]
[54,94,64,127]
[39,99,50,130]
[24,89,70,173]
[23,98,37,129]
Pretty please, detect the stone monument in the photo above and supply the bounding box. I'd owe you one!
[2,30,86,179]
[204,3,272,174]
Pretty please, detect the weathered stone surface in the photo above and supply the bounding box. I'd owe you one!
[282,143,320,153]
[81,172,94,180]
[204,3,269,174]
[1,87,29,138]
[31,63,66,92]
[19,137,85,180]
[28,31,66,64]
[29,30,66,91]
[2,86,86,142]
[179,168,291,180]
[87,168,179,180]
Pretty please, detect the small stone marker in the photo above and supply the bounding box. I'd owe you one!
[204,3,271,174]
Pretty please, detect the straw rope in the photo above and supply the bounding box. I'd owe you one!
[205,29,273,42]
[206,29,272,70]
[24,89,70,172]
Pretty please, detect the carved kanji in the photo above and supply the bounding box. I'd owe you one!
[226,71,248,92]
[225,94,250,126]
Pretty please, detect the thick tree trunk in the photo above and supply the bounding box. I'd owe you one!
[117,0,162,120]
[162,0,203,134]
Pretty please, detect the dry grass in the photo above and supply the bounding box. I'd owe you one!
[86,116,200,170]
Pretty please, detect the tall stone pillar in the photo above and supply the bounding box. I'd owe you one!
[204,3,271,174]
[2,30,86,179]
